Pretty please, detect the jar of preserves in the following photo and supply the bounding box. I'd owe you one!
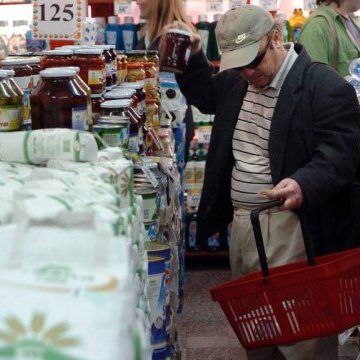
[143,61,157,92]
[97,115,130,150]
[73,48,105,95]
[91,45,113,89]
[126,62,145,83]
[30,68,89,130]
[120,81,146,124]
[126,50,148,64]
[146,50,159,76]
[0,69,22,131]
[40,49,74,69]
[116,52,127,84]
[160,29,191,73]
[100,99,139,154]
[91,93,105,125]
[1,57,33,125]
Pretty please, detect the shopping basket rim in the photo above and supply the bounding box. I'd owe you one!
[210,247,360,302]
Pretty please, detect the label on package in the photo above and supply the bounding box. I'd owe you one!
[72,106,88,131]
[0,105,21,131]
[88,69,104,85]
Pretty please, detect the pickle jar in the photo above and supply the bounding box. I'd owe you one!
[1,57,33,125]
[126,62,145,83]
[30,68,89,130]
[40,49,74,69]
[146,98,159,129]
[143,61,157,92]
[0,69,22,131]
[119,81,146,124]
[73,48,106,95]
[100,99,140,154]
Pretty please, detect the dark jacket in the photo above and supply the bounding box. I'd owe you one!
[176,44,360,255]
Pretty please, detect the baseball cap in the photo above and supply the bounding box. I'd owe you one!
[215,5,274,72]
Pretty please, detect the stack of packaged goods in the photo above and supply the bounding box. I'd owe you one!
[0,129,151,359]
[184,106,230,252]
[0,45,187,360]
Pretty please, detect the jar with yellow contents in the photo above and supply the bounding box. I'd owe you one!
[126,62,145,83]
[0,69,22,131]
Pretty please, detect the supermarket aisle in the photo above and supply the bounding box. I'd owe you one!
[177,256,247,360]
[177,256,360,360]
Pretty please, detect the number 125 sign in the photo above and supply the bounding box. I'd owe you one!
[32,0,85,41]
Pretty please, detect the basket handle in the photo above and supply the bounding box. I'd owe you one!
[250,199,316,279]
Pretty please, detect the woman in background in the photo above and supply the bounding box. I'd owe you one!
[135,0,195,162]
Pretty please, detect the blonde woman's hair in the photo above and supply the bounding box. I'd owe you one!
[144,0,196,45]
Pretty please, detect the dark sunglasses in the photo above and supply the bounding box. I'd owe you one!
[235,38,271,71]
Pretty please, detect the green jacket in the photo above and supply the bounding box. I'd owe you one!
[298,4,360,76]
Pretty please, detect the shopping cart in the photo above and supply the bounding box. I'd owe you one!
[210,199,360,349]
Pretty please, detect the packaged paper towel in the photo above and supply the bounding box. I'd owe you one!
[0,129,98,165]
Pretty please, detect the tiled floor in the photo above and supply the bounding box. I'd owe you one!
[177,256,360,360]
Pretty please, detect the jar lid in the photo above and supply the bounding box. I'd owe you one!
[134,161,157,170]
[41,49,74,56]
[0,69,15,76]
[166,28,191,37]
[108,45,116,49]
[74,48,104,55]
[56,45,82,50]
[91,93,104,98]
[98,115,130,123]
[44,66,80,74]
[146,50,159,56]
[103,91,132,99]
[26,57,41,64]
[91,45,111,50]
[40,68,77,78]
[127,62,144,69]
[120,81,144,90]
[0,69,11,78]
[100,99,132,108]
[112,87,136,95]
[1,58,32,66]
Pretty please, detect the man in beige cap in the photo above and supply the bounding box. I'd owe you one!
[169,4,360,360]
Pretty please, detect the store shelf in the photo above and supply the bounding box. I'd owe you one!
[185,250,229,258]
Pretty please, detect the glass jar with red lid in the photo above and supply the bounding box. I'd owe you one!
[40,49,74,69]
[143,61,157,95]
[73,48,105,95]
[30,68,89,130]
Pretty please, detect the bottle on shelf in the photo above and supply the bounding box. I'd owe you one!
[196,14,212,59]
[119,16,137,52]
[105,16,121,50]
[8,20,27,54]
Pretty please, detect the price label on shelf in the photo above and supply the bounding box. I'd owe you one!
[229,0,247,9]
[32,0,85,41]
[304,0,317,10]
[114,0,132,15]
[206,0,223,12]
[188,193,201,209]
[258,0,277,11]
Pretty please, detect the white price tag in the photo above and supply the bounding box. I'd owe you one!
[188,193,201,209]
[258,0,277,11]
[198,128,212,144]
[229,0,247,9]
[206,0,223,12]
[32,0,85,41]
[114,0,132,15]
[139,163,159,188]
[160,164,181,190]
[303,0,317,10]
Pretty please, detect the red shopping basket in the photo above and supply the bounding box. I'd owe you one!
[210,199,360,349]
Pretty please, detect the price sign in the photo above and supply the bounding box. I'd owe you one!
[187,193,201,210]
[206,0,223,12]
[258,0,277,11]
[32,0,85,41]
[229,0,247,9]
[304,0,317,10]
[114,0,132,15]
